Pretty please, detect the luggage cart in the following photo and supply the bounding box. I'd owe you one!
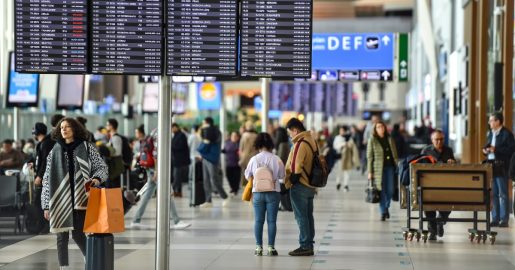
[401,163,497,244]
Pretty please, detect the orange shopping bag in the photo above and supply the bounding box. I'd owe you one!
[83,187,125,233]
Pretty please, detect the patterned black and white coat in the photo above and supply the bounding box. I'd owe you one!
[42,141,108,233]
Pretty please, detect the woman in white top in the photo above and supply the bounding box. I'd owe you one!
[245,132,285,256]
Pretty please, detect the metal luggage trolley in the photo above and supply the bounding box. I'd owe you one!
[401,163,497,244]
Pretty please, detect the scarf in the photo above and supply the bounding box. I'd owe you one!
[47,140,91,233]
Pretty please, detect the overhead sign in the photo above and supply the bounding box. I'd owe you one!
[398,33,409,82]
[14,0,88,73]
[312,33,394,71]
[360,70,393,81]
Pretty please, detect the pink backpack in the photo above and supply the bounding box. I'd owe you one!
[253,158,276,192]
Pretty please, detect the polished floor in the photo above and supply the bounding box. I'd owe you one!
[1,171,515,269]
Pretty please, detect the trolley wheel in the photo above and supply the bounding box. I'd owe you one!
[422,233,428,243]
[482,234,488,244]
[474,234,481,244]
[408,232,414,241]
[489,235,496,245]
[402,231,408,240]
[468,233,475,242]
[415,232,421,242]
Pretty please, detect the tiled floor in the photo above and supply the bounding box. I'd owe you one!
[1,171,515,269]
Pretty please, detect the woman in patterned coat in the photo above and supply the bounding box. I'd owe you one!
[42,117,108,269]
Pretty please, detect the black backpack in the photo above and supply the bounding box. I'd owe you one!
[300,140,329,188]
[398,154,437,186]
[115,134,133,166]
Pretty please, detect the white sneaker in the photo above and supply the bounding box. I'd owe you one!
[130,222,152,230]
[60,266,70,270]
[171,221,191,230]
[199,202,213,208]
[130,222,144,230]
[222,198,230,207]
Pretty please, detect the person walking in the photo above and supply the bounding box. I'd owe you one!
[239,121,258,185]
[197,117,229,207]
[41,118,109,269]
[245,133,285,256]
[366,121,398,221]
[333,126,360,192]
[223,132,241,196]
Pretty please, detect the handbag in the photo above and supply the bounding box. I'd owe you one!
[242,176,253,202]
[365,180,380,204]
[83,187,125,233]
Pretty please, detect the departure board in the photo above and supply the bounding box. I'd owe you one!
[14,0,88,73]
[91,0,163,74]
[166,0,238,76]
[240,0,312,78]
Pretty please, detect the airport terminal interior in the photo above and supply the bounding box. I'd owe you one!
[2,0,515,269]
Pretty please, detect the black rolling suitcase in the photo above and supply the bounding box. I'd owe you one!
[190,160,206,206]
[86,233,114,270]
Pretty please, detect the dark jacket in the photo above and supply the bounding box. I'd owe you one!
[222,140,239,168]
[171,131,191,168]
[483,127,515,164]
[198,126,222,165]
[35,134,56,179]
[421,145,455,163]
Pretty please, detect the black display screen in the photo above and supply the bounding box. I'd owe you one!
[166,0,238,76]
[240,0,312,78]
[91,0,163,74]
[14,0,88,73]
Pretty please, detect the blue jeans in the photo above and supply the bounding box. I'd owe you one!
[491,176,509,223]
[132,170,180,224]
[253,192,280,246]
[290,183,316,249]
[379,166,395,215]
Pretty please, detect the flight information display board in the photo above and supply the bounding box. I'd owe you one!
[166,0,238,76]
[91,0,163,74]
[240,0,312,78]
[14,0,88,73]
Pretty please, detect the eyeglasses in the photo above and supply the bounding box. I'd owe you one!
[433,138,444,141]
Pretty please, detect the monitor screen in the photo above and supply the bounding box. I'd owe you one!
[142,83,159,113]
[57,75,85,110]
[6,52,40,108]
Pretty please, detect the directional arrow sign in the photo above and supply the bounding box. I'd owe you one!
[397,33,409,81]
[381,70,391,81]
[382,35,391,46]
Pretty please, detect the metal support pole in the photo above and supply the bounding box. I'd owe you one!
[155,76,171,270]
[261,78,270,133]
[13,107,19,141]
[219,86,227,178]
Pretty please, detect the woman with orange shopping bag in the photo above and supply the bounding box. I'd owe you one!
[42,117,108,270]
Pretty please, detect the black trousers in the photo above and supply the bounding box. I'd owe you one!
[226,166,241,194]
[172,165,189,193]
[56,210,87,266]
[425,211,451,233]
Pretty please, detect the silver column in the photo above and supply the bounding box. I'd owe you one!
[155,76,171,270]
[260,78,270,133]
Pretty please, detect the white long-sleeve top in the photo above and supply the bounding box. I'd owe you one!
[244,151,285,193]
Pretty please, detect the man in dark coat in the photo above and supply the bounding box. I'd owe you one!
[171,123,190,197]
[482,112,515,227]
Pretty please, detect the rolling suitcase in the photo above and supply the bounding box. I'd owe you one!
[190,160,206,206]
[86,233,114,270]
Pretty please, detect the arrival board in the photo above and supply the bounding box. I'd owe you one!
[240,0,312,78]
[91,0,163,74]
[166,0,238,76]
[15,0,88,73]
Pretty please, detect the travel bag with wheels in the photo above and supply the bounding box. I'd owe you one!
[86,233,114,270]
